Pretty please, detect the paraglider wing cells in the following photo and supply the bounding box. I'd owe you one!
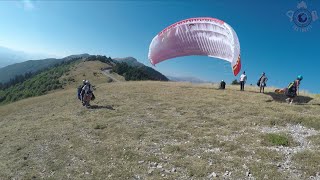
[148,17,241,76]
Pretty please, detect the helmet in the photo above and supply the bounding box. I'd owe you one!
[297,75,303,80]
[85,80,90,84]
[221,80,224,82]
[82,79,86,84]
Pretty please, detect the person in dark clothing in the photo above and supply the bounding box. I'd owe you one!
[77,80,86,102]
[258,72,268,93]
[81,80,94,108]
[219,80,226,89]
[285,75,303,104]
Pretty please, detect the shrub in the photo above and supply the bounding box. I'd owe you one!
[262,133,291,146]
[231,79,240,85]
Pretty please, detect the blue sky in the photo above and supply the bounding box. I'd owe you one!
[0,0,319,93]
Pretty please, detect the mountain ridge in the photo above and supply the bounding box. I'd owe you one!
[113,57,144,67]
[0,46,59,68]
[0,55,168,104]
[0,54,91,83]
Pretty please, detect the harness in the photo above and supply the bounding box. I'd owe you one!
[287,81,297,92]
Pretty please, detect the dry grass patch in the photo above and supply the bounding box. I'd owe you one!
[0,81,319,179]
[292,150,320,177]
[308,135,320,146]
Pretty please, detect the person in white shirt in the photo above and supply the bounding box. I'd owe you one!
[239,71,247,91]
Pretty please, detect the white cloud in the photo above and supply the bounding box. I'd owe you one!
[22,0,35,11]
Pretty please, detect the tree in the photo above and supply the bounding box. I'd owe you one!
[231,79,240,85]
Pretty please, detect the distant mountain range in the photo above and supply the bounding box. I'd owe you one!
[0,54,168,83]
[113,57,168,81]
[113,57,207,83]
[0,48,206,84]
[0,46,57,68]
[113,57,145,67]
[0,55,169,104]
[0,54,90,83]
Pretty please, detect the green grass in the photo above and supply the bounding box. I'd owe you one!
[263,133,291,146]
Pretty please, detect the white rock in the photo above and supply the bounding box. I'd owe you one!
[207,172,217,178]
[242,164,248,169]
[149,162,158,167]
[148,169,154,175]
[223,171,231,177]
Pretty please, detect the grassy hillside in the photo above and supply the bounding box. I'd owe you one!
[0,62,71,104]
[0,82,319,179]
[112,57,169,81]
[0,55,167,84]
[112,62,169,81]
[0,59,104,105]
[59,60,122,89]
[0,54,90,84]
[0,58,60,83]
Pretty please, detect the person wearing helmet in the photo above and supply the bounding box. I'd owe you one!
[258,72,268,93]
[81,80,94,107]
[285,75,303,104]
[77,80,87,101]
[219,80,226,89]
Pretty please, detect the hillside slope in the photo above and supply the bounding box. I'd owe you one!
[0,59,114,104]
[0,82,320,179]
[0,55,168,104]
[114,57,145,67]
[113,57,169,81]
[0,54,90,83]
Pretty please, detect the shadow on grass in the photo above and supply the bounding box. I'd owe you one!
[265,92,313,104]
[247,90,261,94]
[295,103,320,106]
[89,105,115,110]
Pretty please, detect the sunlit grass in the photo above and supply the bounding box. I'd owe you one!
[0,80,319,179]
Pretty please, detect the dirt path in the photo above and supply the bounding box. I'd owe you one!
[101,68,120,82]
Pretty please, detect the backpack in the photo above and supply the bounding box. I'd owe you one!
[91,93,95,101]
[257,77,261,86]
[287,81,296,91]
[285,81,297,97]
[77,85,84,100]
[87,84,93,94]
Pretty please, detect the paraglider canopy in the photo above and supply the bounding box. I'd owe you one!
[148,17,241,76]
